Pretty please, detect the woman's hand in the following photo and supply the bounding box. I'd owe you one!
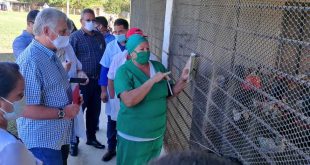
[181,67,190,82]
[77,71,89,85]
[151,71,171,83]
[171,67,189,97]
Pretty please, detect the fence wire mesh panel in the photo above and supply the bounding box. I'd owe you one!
[165,0,310,164]
[130,0,166,60]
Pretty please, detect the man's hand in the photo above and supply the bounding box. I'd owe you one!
[101,91,108,103]
[63,104,79,120]
[62,60,72,72]
[77,71,89,85]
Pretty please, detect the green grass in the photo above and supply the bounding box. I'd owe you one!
[0,11,82,134]
[0,11,81,54]
[0,53,15,62]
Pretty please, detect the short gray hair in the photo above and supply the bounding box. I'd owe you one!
[33,8,67,36]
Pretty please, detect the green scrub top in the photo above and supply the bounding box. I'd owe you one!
[114,60,169,138]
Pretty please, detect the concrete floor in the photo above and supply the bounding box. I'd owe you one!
[68,103,116,165]
[67,103,166,165]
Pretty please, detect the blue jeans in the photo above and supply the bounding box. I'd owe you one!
[30,148,63,165]
[107,115,117,151]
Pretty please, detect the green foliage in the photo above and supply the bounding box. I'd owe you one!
[19,0,130,14]
[19,0,48,3]
[103,0,130,14]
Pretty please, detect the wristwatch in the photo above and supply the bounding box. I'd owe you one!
[58,108,65,119]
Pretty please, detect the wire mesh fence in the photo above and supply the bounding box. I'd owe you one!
[167,0,309,164]
[130,0,166,60]
[132,0,309,164]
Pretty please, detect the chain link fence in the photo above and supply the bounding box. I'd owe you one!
[169,0,310,164]
[131,0,310,164]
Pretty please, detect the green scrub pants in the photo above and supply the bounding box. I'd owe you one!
[116,135,163,165]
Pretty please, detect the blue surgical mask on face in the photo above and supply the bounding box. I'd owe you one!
[114,34,126,43]
[0,97,24,121]
[85,21,94,31]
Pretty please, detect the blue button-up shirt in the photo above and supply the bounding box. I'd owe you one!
[70,29,106,78]
[16,40,72,150]
[13,30,34,59]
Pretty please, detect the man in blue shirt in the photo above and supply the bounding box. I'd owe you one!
[95,16,115,44]
[13,10,39,59]
[69,8,106,156]
[99,18,128,162]
[16,8,80,165]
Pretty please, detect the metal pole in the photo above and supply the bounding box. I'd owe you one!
[66,0,69,16]
[161,0,174,68]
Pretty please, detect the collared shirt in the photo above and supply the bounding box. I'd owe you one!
[56,44,82,78]
[16,40,73,150]
[104,32,115,44]
[98,39,125,87]
[99,39,125,68]
[70,29,105,78]
[13,30,34,59]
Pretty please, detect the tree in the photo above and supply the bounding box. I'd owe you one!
[103,0,130,14]
[19,0,130,14]
[19,0,48,3]
[48,0,105,9]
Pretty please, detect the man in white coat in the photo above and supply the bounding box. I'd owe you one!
[98,18,128,162]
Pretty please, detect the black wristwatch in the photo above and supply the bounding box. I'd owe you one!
[58,108,65,119]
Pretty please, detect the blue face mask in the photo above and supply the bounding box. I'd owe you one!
[114,34,126,43]
[0,97,24,121]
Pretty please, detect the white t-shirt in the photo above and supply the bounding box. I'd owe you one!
[56,45,82,78]
[0,128,42,165]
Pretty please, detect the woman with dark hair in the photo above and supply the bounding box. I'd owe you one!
[0,62,42,165]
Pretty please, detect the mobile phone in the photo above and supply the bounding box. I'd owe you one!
[69,78,87,84]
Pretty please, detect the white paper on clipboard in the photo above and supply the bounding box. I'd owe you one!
[184,53,196,83]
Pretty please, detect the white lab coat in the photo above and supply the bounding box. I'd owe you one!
[100,39,125,116]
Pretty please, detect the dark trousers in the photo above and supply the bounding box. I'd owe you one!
[107,115,117,151]
[73,78,101,144]
[61,145,69,165]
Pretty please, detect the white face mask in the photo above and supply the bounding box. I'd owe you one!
[48,29,69,50]
[0,97,25,121]
[52,35,70,50]
[85,21,94,31]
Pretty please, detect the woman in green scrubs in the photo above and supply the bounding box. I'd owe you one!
[114,34,189,165]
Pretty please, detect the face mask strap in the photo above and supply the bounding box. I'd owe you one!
[0,107,6,114]
[0,97,13,106]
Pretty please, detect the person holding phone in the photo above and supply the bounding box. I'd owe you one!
[70,9,106,154]
[114,34,189,165]
[57,19,88,83]
[56,19,89,158]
